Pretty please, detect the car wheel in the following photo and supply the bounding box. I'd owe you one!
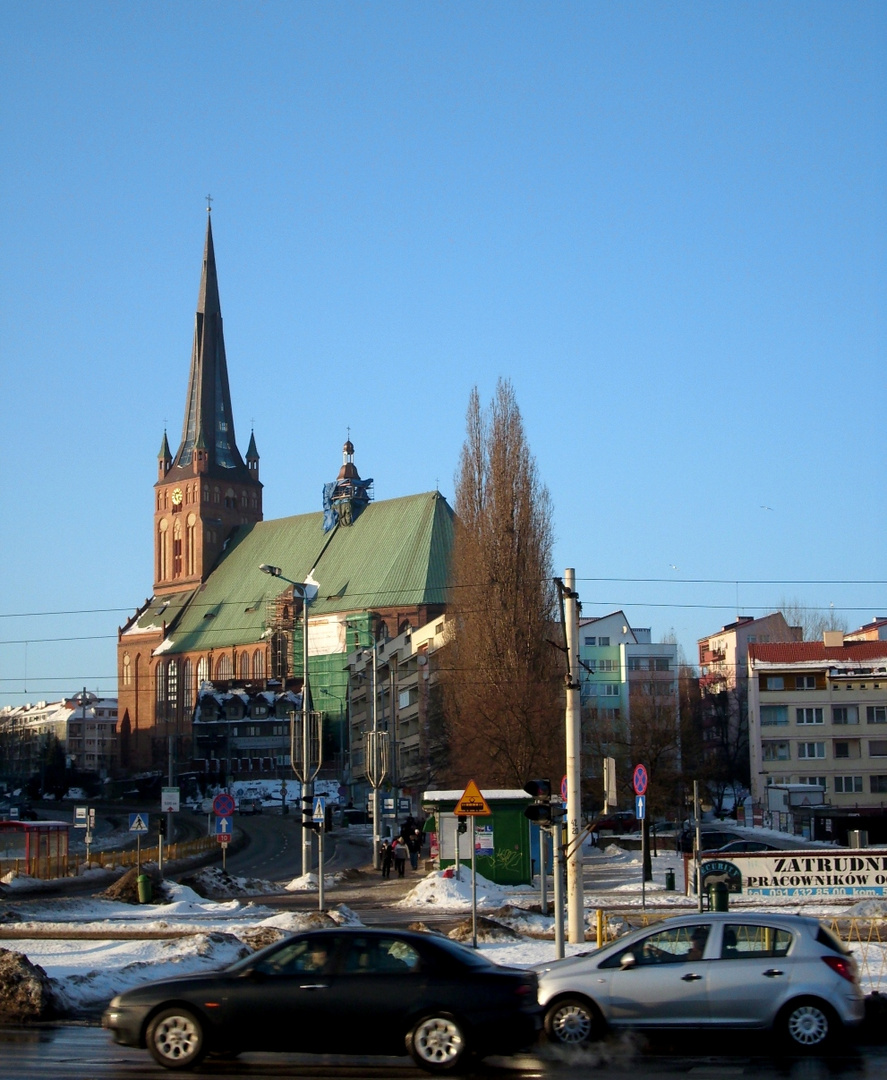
[779,997,837,1052]
[407,1013,467,1073]
[544,995,604,1047]
[146,1007,207,1070]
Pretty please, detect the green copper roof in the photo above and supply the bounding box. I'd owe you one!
[138,490,453,656]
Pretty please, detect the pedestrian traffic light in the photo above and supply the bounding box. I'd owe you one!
[157,816,166,837]
[301,793,320,832]
[457,815,467,834]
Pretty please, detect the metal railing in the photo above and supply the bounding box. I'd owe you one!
[0,835,217,881]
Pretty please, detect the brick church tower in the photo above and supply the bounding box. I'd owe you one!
[154,209,262,595]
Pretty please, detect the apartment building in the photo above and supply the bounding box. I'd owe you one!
[748,635,887,808]
[347,616,450,816]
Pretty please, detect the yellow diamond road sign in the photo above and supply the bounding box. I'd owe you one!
[455,780,491,816]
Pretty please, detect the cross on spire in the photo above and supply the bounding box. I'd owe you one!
[205,193,213,212]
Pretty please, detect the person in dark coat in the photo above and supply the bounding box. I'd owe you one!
[380,839,393,878]
[406,828,423,871]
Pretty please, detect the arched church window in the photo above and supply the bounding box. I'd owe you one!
[155,663,165,711]
[239,651,249,680]
[122,653,132,688]
[186,515,197,576]
[225,487,235,508]
[270,632,288,681]
[182,660,193,711]
[173,519,182,577]
[252,650,265,680]
[196,656,209,688]
[158,519,170,580]
[216,653,233,681]
[167,661,178,713]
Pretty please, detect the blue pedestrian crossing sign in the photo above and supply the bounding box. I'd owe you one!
[129,813,149,833]
[312,796,326,823]
[215,815,233,836]
[635,794,646,820]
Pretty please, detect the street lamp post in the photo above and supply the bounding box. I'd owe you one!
[260,564,321,879]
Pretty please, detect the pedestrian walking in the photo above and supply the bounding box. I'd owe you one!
[380,839,393,879]
[392,836,408,877]
[406,828,423,871]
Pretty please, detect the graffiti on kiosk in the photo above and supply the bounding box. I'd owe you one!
[720,851,887,897]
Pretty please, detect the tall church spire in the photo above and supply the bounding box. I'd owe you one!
[172,210,247,477]
[153,211,262,596]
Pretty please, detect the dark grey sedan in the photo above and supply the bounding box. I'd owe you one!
[103,927,540,1072]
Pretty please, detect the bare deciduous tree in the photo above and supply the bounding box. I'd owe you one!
[440,380,564,788]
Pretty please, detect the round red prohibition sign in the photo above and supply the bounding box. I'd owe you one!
[632,764,648,797]
[213,793,235,817]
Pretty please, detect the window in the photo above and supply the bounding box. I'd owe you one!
[603,684,620,697]
[833,706,859,725]
[871,776,887,794]
[760,706,788,726]
[797,742,826,759]
[798,776,827,790]
[598,659,618,671]
[834,741,850,759]
[720,924,792,959]
[654,658,671,671]
[584,636,596,646]
[868,740,887,757]
[628,657,642,671]
[763,741,790,761]
[182,660,193,711]
[797,707,823,725]
[598,636,610,646]
[867,706,887,724]
[835,776,863,794]
[765,676,784,691]
[795,675,816,690]
[601,924,711,968]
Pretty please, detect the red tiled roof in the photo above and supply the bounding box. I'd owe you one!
[748,641,887,664]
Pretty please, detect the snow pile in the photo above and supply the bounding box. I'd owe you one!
[396,870,533,910]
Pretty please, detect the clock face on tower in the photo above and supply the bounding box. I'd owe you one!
[171,487,183,505]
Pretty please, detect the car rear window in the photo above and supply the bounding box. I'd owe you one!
[721,924,792,958]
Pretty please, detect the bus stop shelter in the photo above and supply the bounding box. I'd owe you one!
[0,820,70,880]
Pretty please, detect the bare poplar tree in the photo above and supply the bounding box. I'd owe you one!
[440,380,564,788]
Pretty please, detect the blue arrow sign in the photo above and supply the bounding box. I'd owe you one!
[215,815,233,836]
[129,813,149,833]
[312,796,326,823]
[635,794,646,820]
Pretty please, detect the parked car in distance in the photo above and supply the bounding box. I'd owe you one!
[535,912,863,1053]
[103,927,540,1072]
[590,811,639,833]
[238,797,262,815]
[706,840,781,855]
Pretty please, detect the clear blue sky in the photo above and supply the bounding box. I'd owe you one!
[1,1,884,707]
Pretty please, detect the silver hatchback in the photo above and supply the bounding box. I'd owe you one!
[536,913,864,1052]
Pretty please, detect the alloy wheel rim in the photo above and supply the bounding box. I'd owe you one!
[553,1003,592,1044]
[415,1017,462,1064]
[155,1015,199,1060]
[788,1005,828,1045]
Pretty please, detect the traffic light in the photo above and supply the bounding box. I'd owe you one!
[457,816,467,834]
[524,778,559,827]
[301,794,321,832]
[158,816,166,837]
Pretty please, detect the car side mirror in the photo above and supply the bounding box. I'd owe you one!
[620,952,637,970]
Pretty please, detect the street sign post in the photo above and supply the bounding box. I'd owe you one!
[632,764,649,910]
[212,793,235,817]
[161,787,180,813]
[455,780,490,948]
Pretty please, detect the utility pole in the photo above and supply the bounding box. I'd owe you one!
[563,569,585,943]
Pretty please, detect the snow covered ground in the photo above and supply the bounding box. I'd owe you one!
[2,830,887,1017]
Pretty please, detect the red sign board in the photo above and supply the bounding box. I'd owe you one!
[632,764,648,796]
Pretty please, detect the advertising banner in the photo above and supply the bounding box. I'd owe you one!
[700,849,887,899]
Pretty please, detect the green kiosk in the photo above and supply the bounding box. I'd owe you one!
[422,787,533,886]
